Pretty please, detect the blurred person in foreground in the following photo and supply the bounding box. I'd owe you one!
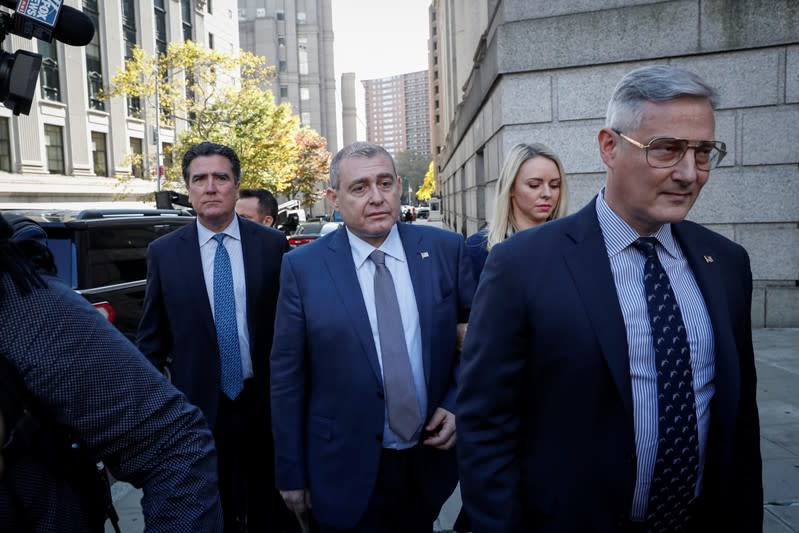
[271,141,475,533]
[457,65,762,532]
[237,188,279,227]
[0,213,222,531]
[138,142,290,532]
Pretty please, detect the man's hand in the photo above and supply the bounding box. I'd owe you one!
[423,407,456,449]
[456,322,468,352]
[280,489,312,514]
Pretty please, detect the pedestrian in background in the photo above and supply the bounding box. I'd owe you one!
[138,142,290,532]
[465,142,568,282]
[237,188,279,228]
[458,65,762,532]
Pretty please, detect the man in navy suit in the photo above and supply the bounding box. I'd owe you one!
[138,142,290,532]
[458,66,762,532]
[271,141,475,533]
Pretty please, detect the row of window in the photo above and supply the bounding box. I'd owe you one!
[40,0,194,116]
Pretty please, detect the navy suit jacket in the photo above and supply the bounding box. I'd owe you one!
[457,199,763,532]
[270,223,475,528]
[137,216,289,428]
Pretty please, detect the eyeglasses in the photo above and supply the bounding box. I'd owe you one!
[613,129,727,171]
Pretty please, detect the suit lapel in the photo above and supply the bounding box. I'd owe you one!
[240,218,259,348]
[325,228,383,384]
[399,224,433,385]
[179,223,216,337]
[562,202,634,421]
[673,223,740,434]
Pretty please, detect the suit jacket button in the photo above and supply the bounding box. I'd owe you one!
[375,433,383,442]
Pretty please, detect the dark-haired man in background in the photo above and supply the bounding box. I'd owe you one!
[238,188,279,227]
[138,142,290,532]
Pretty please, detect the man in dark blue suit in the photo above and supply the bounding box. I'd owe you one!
[271,141,475,533]
[458,66,763,532]
[138,142,290,532]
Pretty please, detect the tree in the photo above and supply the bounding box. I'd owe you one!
[287,128,331,209]
[394,150,430,204]
[416,160,436,201]
[106,41,318,193]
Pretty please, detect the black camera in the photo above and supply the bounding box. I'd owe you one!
[0,1,94,115]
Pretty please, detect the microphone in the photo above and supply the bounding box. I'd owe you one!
[1,0,94,46]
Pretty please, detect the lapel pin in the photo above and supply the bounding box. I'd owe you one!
[420,251,429,259]
[704,255,714,263]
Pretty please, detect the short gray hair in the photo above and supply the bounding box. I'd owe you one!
[329,141,398,190]
[606,65,719,132]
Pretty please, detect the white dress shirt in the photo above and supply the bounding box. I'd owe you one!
[347,224,427,449]
[196,217,254,380]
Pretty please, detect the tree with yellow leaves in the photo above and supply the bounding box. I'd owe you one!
[416,160,436,201]
[106,41,328,195]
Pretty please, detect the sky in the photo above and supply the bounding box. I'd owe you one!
[330,0,433,146]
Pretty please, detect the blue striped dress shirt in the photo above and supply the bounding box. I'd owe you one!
[595,191,715,520]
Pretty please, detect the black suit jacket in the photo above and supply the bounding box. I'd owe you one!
[137,216,289,427]
[457,199,762,532]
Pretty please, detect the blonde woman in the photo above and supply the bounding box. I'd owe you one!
[465,142,568,281]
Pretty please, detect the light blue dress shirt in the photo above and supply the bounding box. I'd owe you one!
[197,216,253,380]
[347,224,427,449]
[595,191,715,520]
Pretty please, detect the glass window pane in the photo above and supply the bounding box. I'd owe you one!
[44,125,65,174]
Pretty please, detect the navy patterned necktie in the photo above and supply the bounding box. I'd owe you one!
[633,237,699,532]
[213,233,243,400]
[370,249,421,441]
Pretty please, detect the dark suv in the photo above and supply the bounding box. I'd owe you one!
[4,209,194,341]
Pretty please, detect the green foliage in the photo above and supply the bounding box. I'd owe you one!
[416,160,436,201]
[106,41,329,194]
[288,128,330,209]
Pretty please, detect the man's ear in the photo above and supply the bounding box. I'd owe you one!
[325,187,338,210]
[264,215,274,227]
[598,128,618,169]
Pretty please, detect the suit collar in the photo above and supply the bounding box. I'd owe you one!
[398,223,433,384]
[563,199,635,421]
[672,222,740,433]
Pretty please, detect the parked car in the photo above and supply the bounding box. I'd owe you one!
[3,208,194,341]
[288,221,325,248]
[416,206,430,219]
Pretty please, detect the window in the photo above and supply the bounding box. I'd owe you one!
[84,0,104,110]
[181,0,193,41]
[297,12,306,23]
[301,112,311,125]
[299,50,308,75]
[278,36,285,47]
[300,87,310,100]
[38,41,60,101]
[276,10,284,20]
[278,60,287,72]
[206,0,212,14]
[122,0,141,116]
[154,0,167,55]
[130,137,143,179]
[44,125,65,174]
[0,118,11,171]
[208,32,214,49]
[91,132,108,176]
[279,85,288,98]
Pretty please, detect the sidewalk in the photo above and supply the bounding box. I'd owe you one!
[106,331,799,532]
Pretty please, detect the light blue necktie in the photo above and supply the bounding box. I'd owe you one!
[213,233,243,399]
